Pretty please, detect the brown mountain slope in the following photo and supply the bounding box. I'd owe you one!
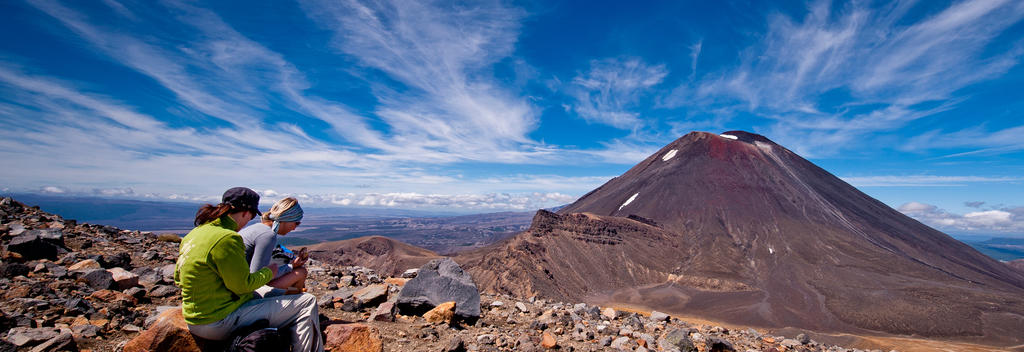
[1009,259,1024,273]
[308,236,440,277]
[460,131,1024,346]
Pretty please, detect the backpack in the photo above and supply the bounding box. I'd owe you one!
[227,319,290,352]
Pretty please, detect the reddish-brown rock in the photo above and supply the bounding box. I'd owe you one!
[541,331,557,349]
[324,323,383,352]
[122,308,201,352]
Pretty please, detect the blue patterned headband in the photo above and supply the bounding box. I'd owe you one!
[269,202,303,234]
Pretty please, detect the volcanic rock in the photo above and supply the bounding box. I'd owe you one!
[27,332,75,352]
[109,267,139,290]
[79,269,114,291]
[353,283,388,308]
[122,308,201,352]
[7,229,65,261]
[323,323,383,352]
[369,300,396,322]
[5,327,58,347]
[396,258,481,324]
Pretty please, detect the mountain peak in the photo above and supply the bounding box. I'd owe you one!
[463,130,1024,345]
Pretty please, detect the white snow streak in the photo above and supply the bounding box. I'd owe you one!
[619,192,639,211]
[720,134,738,140]
[662,149,678,161]
[769,247,775,254]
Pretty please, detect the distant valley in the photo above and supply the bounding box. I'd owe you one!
[6,193,533,254]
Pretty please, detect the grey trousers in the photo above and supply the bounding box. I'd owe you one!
[188,289,323,352]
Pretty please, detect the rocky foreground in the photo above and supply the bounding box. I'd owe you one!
[1,197,884,352]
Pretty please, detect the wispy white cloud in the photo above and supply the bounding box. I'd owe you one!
[670,0,1024,157]
[901,125,1024,157]
[40,186,67,194]
[565,57,668,129]
[842,175,1024,187]
[299,0,551,163]
[899,201,1024,233]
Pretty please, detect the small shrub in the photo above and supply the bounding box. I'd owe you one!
[157,233,182,243]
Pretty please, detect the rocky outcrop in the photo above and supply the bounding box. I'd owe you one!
[396,258,481,325]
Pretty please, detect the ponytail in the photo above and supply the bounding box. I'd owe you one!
[194,203,234,226]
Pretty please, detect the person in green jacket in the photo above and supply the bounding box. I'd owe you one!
[175,187,322,352]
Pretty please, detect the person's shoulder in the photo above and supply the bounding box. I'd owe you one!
[238,223,271,238]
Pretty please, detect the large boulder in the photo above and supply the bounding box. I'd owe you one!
[395,258,480,324]
[324,324,383,352]
[6,229,66,261]
[123,308,201,352]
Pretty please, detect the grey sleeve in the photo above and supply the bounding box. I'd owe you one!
[248,231,278,274]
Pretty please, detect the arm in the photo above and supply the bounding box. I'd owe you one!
[210,235,273,294]
[248,231,276,274]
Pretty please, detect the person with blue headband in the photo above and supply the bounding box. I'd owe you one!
[239,197,308,293]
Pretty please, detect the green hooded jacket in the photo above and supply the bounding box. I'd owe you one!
[174,216,273,325]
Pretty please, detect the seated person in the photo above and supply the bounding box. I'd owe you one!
[239,197,307,293]
[176,187,322,352]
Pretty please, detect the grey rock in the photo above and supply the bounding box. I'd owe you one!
[442,337,466,352]
[476,334,496,345]
[650,310,670,322]
[609,336,632,350]
[124,287,147,301]
[64,298,93,315]
[598,336,612,347]
[100,252,131,270]
[396,258,481,324]
[158,264,176,282]
[353,283,389,308]
[72,324,100,338]
[28,332,75,352]
[401,268,419,278]
[659,328,696,352]
[515,302,529,313]
[338,275,354,287]
[79,269,114,290]
[147,285,178,298]
[797,333,810,344]
[318,288,356,309]
[6,327,58,347]
[781,339,802,348]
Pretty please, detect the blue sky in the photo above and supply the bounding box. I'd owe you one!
[1,0,1023,235]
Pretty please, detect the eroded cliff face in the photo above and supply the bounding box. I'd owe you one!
[461,131,1024,346]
